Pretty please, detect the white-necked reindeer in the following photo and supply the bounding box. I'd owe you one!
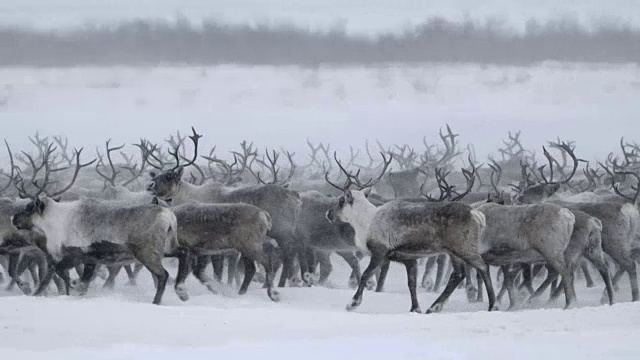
[325,153,496,314]
[10,149,181,304]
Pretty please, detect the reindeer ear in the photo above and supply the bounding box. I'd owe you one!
[174,166,185,180]
[363,187,372,198]
[151,197,159,205]
[52,197,61,203]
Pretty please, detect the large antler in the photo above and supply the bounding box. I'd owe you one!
[600,164,640,204]
[46,148,96,198]
[0,140,17,195]
[248,148,296,186]
[169,126,202,170]
[421,159,477,202]
[95,139,125,187]
[325,151,392,191]
[538,140,585,185]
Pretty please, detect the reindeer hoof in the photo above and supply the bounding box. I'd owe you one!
[346,299,361,311]
[365,279,376,291]
[410,307,422,314]
[268,290,281,302]
[426,303,443,314]
[175,285,189,301]
[303,272,318,286]
[18,282,32,295]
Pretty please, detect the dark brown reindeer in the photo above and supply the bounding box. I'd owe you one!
[147,128,304,288]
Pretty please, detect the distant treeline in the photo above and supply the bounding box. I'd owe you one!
[1,17,639,66]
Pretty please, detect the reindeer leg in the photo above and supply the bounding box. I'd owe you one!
[192,255,219,294]
[434,254,448,292]
[398,259,421,313]
[346,246,386,312]
[421,256,436,291]
[238,256,256,295]
[427,257,466,314]
[277,244,296,288]
[581,260,595,288]
[583,253,614,305]
[546,256,576,309]
[530,265,558,301]
[226,252,241,286]
[77,262,96,295]
[210,254,225,282]
[519,263,535,296]
[375,259,390,292]
[173,247,191,301]
[103,265,121,290]
[315,251,333,285]
[606,247,638,301]
[475,269,485,303]
[259,242,280,302]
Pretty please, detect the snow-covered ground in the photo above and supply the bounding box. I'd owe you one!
[1,0,639,34]
[0,257,638,359]
[1,62,639,163]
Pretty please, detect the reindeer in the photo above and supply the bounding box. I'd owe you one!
[147,128,304,288]
[514,142,640,302]
[11,194,181,304]
[324,153,496,313]
[169,201,280,302]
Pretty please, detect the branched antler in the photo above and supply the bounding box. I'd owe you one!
[248,148,296,186]
[95,139,125,187]
[325,151,392,191]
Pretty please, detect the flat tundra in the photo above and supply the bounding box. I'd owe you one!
[11,197,179,305]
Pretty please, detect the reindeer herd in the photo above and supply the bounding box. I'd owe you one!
[0,126,639,314]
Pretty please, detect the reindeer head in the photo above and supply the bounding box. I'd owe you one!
[513,182,560,204]
[512,140,583,204]
[324,151,392,224]
[147,166,184,200]
[11,197,47,232]
[326,189,371,224]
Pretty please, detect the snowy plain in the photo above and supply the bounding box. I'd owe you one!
[1,62,639,163]
[0,256,639,359]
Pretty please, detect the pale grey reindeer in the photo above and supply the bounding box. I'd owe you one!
[325,157,496,313]
[147,128,304,288]
[11,194,180,305]
[514,143,640,303]
[169,201,280,302]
